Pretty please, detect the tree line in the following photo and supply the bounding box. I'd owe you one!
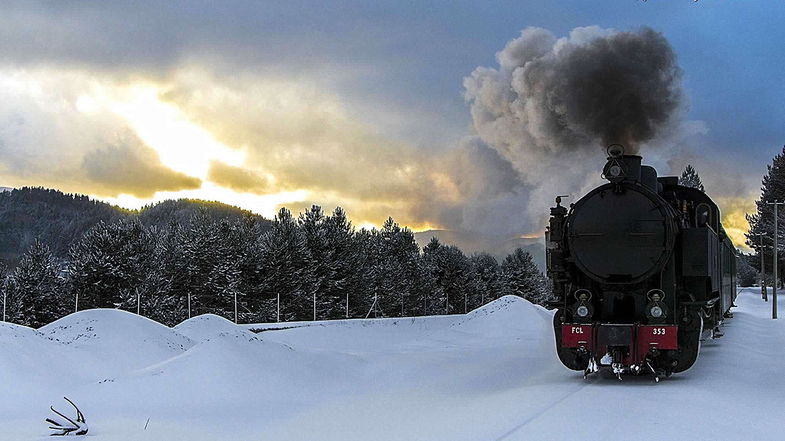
[0,205,549,328]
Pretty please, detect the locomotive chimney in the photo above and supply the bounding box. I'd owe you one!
[603,145,641,184]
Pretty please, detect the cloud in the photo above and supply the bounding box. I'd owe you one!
[0,69,201,198]
[207,161,269,193]
[0,17,757,246]
[158,70,536,234]
[83,133,202,198]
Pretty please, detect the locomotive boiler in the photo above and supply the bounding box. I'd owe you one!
[547,145,737,380]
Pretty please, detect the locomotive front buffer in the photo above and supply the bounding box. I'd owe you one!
[561,323,678,381]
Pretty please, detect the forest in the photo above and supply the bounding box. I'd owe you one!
[0,188,549,327]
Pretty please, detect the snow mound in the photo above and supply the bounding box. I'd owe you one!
[108,329,359,415]
[39,309,194,372]
[0,320,42,343]
[448,295,553,338]
[0,322,57,388]
[174,313,255,342]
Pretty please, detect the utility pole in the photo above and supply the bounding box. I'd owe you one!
[136,288,141,315]
[276,293,280,322]
[234,291,238,324]
[187,292,191,319]
[2,288,6,322]
[753,233,768,302]
[345,292,349,319]
[75,291,79,313]
[767,201,783,319]
[313,292,316,321]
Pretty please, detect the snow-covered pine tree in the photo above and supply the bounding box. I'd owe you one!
[235,215,269,323]
[0,260,7,320]
[322,207,359,318]
[501,248,549,306]
[736,254,758,287]
[422,238,471,315]
[746,146,785,282]
[143,220,189,325]
[421,237,444,315]
[258,208,316,321]
[298,205,333,320]
[4,239,65,327]
[469,253,502,308]
[208,219,245,321]
[679,164,705,192]
[67,220,153,311]
[375,218,421,317]
[350,227,378,317]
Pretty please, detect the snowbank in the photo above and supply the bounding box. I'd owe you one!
[175,313,255,342]
[1,292,781,441]
[39,309,194,373]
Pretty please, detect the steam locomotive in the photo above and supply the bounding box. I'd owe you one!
[546,145,737,380]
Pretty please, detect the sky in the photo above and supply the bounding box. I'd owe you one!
[0,1,783,249]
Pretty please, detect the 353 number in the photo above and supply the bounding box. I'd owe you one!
[652,327,667,335]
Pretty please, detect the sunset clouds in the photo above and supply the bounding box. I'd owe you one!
[0,1,780,248]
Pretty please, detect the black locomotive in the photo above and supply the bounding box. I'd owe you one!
[546,145,737,380]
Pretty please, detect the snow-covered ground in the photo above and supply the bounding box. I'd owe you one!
[1,288,782,440]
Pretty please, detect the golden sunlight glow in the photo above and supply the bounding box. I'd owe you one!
[718,196,756,252]
[77,86,244,180]
[101,183,309,219]
[519,233,542,239]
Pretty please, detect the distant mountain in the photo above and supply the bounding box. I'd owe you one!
[414,229,546,271]
[0,186,12,193]
[136,199,267,230]
[0,187,272,267]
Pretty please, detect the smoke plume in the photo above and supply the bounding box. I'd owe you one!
[460,26,684,234]
[465,26,682,159]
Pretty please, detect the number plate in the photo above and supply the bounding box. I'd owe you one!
[638,325,678,350]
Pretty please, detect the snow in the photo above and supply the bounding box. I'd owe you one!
[174,314,255,343]
[1,290,782,440]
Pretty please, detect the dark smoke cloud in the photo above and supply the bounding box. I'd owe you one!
[463,26,685,234]
[466,26,683,158]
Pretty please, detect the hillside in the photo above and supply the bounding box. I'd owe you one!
[0,187,272,267]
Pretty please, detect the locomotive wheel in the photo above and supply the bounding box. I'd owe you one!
[553,311,589,371]
[672,311,703,373]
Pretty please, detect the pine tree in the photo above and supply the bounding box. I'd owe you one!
[746,146,785,283]
[470,253,502,308]
[67,220,154,311]
[421,237,444,315]
[422,238,471,315]
[322,207,359,319]
[4,240,65,327]
[0,261,7,319]
[376,218,421,317]
[258,208,315,321]
[501,248,549,306]
[298,205,332,320]
[144,221,189,325]
[736,254,758,287]
[679,164,705,192]
[351,228,378,317]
